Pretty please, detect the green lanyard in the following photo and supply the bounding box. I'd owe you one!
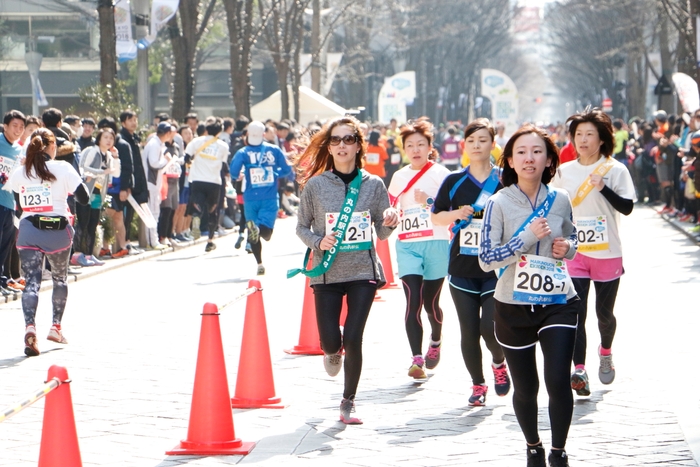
[287,173,363,279]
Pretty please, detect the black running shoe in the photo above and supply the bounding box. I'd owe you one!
[548,449,569,467]
[526,444,546,467]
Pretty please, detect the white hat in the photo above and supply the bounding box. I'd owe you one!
[246,121,265,146]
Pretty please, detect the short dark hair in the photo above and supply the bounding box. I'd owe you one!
[3,110,26,126]
[25,115,41,128]
[82,117,96,126]
[196,123,206,136]
[275,122,290,131]
[63,115,80,125]
[223,117,234,131]
[97,117,118,133]
[464,118,495,142]
[235,115,250,132]
[119,110,137,123]
[185,113,198,123]
[41,108,63,128]
[156,112,170,122]
[499,124,560,187]
[567,107,615,158]
[204,117,222,136]
[94,127,116,147]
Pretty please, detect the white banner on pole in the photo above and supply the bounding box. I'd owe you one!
[115,0,137,63]
[300,54,312,89]
[377,71,416,124]
[672,72,700,113]
[323,53,343,97]
[480,69,519,138]
[140,0,180,49]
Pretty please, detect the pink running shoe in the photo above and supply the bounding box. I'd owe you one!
[408,356,427,381]
[424,343,441,370]
[493,363,511,396]
[468,384,488,406]
[339,397,363,425]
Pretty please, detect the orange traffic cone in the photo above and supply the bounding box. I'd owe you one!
[38,365,82,467]
[284,275,324,355]
[231,280,285,409]
[376,238,399,288]
[167,303,255,456]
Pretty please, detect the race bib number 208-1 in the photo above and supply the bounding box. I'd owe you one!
[512,254,571,305]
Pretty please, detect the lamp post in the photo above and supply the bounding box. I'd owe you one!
[25,51,43,117]
[134,0,151,124]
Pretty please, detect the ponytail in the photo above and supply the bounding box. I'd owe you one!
[24,128,57,183]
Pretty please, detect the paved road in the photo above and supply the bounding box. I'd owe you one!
[0,206,697,466]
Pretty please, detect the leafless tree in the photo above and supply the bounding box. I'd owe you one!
[97,0,117,86]
[167,0,218,122]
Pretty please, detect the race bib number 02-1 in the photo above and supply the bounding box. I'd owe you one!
[19,182,53,213]
[326,211,372,251]
[512,254,571,305]
[574,215,608,252]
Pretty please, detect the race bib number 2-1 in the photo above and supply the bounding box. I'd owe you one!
[19,182,53,213]
[512,254,571,305]
[326,211,372,251]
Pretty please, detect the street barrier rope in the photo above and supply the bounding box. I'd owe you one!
[0,376,65,423]
[218,286,261,312]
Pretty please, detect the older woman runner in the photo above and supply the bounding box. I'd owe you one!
[6,128,89,356]
[479,124,578,467]
[291,116,399,425]
[552,108,635,396]
[387,117,451,381]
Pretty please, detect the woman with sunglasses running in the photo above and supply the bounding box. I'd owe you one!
[292,116,399,425]
[387,117,451,381]
[7,128,89,356]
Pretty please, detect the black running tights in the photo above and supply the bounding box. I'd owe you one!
[401,275,444,356]
[449,286,504,385]
[250,226,273,264]
[502,326,575,449]
[313,281,376,400]
[571,277,619,366]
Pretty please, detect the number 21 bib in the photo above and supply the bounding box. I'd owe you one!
[512,254,571,305]
[459,219,482,255]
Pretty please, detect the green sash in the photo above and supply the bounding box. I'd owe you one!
[287,173,363,279]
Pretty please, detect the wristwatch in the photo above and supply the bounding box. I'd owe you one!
[426,197,435,206]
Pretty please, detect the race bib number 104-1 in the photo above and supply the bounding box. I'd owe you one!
[398,205,434,241]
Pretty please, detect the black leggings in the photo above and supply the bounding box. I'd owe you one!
[158,207,174,239]
[250,226,273,264]
[571,277,619,366]
[502,326,576,449]
[449,286,504,385]
[313,280,377,400]
[75,203,100,255]
[401,275,444,356]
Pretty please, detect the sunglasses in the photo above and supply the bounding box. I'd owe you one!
[329,134,359,146]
